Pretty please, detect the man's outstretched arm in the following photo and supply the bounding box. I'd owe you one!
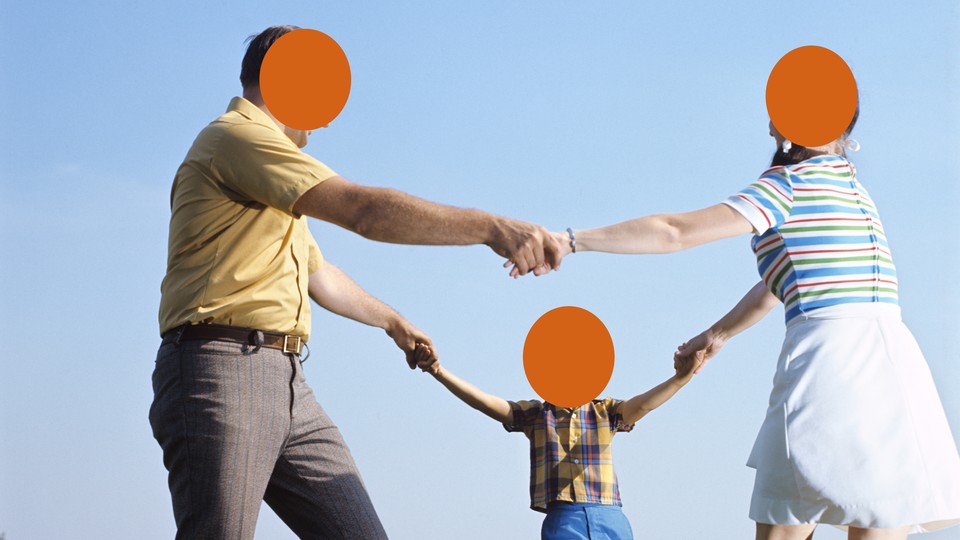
[308,261,433,370]
[293,176,561,276]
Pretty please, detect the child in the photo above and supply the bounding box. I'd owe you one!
[413,343,701,540]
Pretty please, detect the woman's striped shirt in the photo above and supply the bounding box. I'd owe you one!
[722,154,898,323]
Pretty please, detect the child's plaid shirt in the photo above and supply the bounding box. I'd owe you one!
[503,398,634,512]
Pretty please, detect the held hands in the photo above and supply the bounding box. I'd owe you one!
[674,329,727,376]
[506,229,573,278]
[385,318,436,371]
[673,348,705,381]
[413,343,441,375]
[490,219,564,278]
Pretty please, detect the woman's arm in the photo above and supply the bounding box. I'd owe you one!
[512,204,754,277]
[415,345,513,425]
[576,204,753,255]
[675,280,779,373]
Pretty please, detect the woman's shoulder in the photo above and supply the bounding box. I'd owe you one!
[780,154,856,183]
[790,153,852,171]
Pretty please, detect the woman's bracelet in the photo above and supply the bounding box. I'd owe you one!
[566,227,577,253]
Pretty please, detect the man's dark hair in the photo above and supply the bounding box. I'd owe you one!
[240,25,300,90]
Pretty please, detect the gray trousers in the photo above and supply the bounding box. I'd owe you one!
[149,338,388,540]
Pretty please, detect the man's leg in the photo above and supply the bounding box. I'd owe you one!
[263,359,388,540]
[149,339,294,540]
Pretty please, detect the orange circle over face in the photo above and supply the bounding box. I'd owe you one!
[523,306,615,408]
[259,29,352,131]
[766,45,858,147]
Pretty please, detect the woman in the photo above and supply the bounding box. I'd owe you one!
[533,108,960,539]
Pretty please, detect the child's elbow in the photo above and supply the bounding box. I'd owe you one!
[624,408,651,425]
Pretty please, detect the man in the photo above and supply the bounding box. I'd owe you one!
[150,25,560,540]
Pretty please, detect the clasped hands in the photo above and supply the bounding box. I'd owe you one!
[395,218,724,374]
[490,221,572,279]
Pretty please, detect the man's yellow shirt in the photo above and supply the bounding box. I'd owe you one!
[159,97,337,340]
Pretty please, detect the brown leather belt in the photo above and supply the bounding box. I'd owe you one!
[163,324,305,355]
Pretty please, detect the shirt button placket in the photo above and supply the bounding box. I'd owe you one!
[853,181,881,301]
[867,215,880,300]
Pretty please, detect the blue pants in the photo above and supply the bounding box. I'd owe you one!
[541,502,634,540]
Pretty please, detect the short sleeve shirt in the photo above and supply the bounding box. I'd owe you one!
[722,155,898,323]
[503,398,634,512]
[158,97,337,339]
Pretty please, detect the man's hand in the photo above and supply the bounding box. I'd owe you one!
[490,219,563,278]
[308,262,438,370]
[508,229,572,278]
[414,343,441,375]
[385,318,434,370]
[674,329,726,375]
[294,177,563,278]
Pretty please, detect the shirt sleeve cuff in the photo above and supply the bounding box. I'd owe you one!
[722,197,766,235]
[501,401,521,432]
[283,168,336,217]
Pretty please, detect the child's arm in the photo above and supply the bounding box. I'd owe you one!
[415,344,514,425]
[620,349,703,425]
[676,280,779,373]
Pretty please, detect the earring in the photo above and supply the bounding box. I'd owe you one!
[845,138,861,152]
[781,140,792,153]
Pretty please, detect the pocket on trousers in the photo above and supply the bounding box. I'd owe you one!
[541,508,588,540]
[149,342,183,444]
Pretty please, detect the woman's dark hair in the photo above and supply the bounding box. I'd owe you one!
[770,101,860,167]
[240,25,300,90]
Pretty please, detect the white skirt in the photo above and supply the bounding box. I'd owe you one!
[747,303,960,532]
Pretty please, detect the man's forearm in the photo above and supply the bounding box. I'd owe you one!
[351,188,503,245]
[308,262,401,330]
[295,178,502,245]
[293,176,557,275]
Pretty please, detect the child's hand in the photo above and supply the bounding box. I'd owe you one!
[414,343,441,375]
[385,317,434,370]
[674,349,704,380]
[674,329,726,375]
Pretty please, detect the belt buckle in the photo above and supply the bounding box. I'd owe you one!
[282,335,302,355]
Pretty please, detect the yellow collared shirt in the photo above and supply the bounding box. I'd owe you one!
[159,97,336,340]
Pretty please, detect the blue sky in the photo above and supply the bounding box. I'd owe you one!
[2,1,958,539]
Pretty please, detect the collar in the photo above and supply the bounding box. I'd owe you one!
[546,402,595,414]
[225,96,286,137]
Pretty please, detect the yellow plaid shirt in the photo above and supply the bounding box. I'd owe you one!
[503,398,634,512]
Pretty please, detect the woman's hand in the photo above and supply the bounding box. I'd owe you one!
[507,230,572,278]
[675,329,727,374]
[674,350,705,381]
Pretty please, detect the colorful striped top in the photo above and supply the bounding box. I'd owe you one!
[722,154,898,323]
